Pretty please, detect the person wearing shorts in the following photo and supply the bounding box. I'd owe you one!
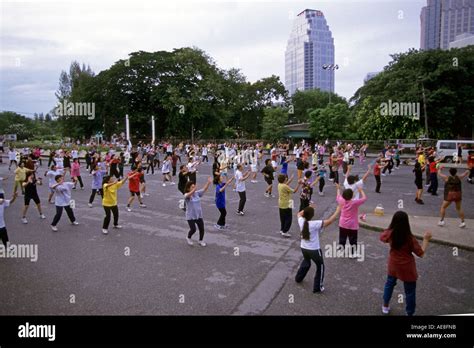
[437,167,469,228]
[21,172,46,224]
[126,168,146,212]
[261,159,275,197]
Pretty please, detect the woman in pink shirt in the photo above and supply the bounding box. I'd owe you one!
[71,158,84,190]
[336,183,367,255]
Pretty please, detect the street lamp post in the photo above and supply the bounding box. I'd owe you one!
[322,64,339,104]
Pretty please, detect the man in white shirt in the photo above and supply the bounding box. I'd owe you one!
[235,164,250,216]
[8,148,17,170]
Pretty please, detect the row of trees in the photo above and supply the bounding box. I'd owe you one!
[47,44,474,142]
[0,111,58,140]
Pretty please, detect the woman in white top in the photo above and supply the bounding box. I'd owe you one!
[161,155,174,186]
[295,204,340,293]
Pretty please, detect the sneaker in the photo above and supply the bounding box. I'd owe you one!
[438,220,445,226]
[313,286,325,293]
[80,187,84,190]
[72,221,79,225]
[21,217,28,224]
[264,193,270,198]
[186,237,194,246]
[281,232,291,238]
[88,203,93,208]
[113,225,122,229]
[162,183,166,187]
[459,222,466,228]
[170,182,175,185]
[381,173,386,177]
[144,193,150,196]
[419,200,425,205]
[39,214,46,219]
[382,306,390,314]
[51,225,58,232]
[139,204,147,208]
[102,229,109,235]
[318,192,324,196]
[126,207,132,212]
[269,194,275,198]
[236,211,242,215]
[198,241,207,247]
[214,224,224,230]
[239,211,245,216]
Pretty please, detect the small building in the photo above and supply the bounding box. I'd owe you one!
[283,123,311,139]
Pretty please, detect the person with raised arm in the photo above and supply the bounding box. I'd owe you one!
[184,176,213,247]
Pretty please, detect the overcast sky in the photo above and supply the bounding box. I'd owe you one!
[0,0,426,116]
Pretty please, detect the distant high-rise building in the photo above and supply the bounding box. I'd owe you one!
[364,71,381,84]
[420,0,474,50]
[420,0,442,50]
[285,9,335,96]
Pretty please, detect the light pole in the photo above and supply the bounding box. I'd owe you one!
[418,77,429,138]
[322,64,339,104]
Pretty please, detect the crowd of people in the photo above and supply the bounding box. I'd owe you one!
[0,139,473,316]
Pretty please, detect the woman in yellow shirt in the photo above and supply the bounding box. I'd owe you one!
[102,175,128,235]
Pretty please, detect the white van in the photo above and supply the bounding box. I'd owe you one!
[436,140,474,162]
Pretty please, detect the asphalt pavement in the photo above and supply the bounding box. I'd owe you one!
[0,158,472,315]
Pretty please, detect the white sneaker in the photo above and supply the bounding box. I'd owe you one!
[40,214,46,219]
[170,182,175,185]
[102,229,109,235]
[281,232,291,238]
[459,222,466,228]
[264,193,270,198]
[186,237,194,246]
[381,174,386,177]
[139,204,147,208]
[162,183,166,187]
[72,221,79,225]
[88,203,93,208]
[382,306,390,314]
[113,225,122,229]
[126,207,132,212]
[21,218,28,224]
[198,241,207,247]
[270,194,275,198]
[438,220,445,226]
[51,225,58,232]
[144,193,150,196]
[318,192,324,196]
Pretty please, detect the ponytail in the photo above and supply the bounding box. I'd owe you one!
[300,206,315,241]
[301,220,310,240]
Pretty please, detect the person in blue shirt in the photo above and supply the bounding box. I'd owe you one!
[215,175,234,230]
[318,164,328,196]
[280,152,294,177]
[88,164,106,207]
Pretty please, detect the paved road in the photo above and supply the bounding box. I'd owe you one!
[0,159,472,315]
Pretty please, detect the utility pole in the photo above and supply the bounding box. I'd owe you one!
[420,81,429,138]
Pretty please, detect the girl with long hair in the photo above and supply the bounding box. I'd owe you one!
[380,211,432,315]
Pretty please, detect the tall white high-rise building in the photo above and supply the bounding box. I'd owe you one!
[285,9,335,96]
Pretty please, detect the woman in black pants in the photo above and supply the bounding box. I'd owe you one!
[101,175,128,235]
[295,205,340,293]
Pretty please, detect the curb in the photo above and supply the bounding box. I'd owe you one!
[359,222,474,252]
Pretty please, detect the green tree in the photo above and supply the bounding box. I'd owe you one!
[291,89,346,124]
[262,107,288,142]
[351,46,474,139]
[309,103,351,140]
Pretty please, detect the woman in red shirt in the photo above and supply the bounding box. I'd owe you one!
[380,211,432,315]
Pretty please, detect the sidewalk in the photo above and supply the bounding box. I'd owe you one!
[360,213,474,251]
